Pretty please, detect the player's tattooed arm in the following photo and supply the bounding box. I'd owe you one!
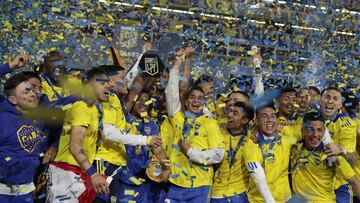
[69,126,92,171]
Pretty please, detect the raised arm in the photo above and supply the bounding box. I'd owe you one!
[179,47,194,93]
[165,48,185,116]
[0,55,30,77]
[126,43,153,88]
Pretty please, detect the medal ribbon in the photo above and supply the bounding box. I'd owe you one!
[228,128,247,168]
[40,73,64,99]
[95,102,104,146]
[182,111,203,141]
[289,142,323,174]
[258,132,281,161]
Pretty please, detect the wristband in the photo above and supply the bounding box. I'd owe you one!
[86,166,97,177]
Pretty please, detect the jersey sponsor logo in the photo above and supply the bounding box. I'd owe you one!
[17,125,42,153]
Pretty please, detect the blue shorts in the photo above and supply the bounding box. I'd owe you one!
[335,184,352,203]
[165,184,210,203]
[147,181,168,203]
[0,193,33,203]
[210,192,248,203]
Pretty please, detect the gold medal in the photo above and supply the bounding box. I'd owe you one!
[146,157,163,182]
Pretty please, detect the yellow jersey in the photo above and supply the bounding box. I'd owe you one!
[159,116,175,158]
[168,111,225,188]
[95,94,128,167]
[55,101,99,166]
[291,142,355,202]
[243,131,298,203]
[60,76,83,96]
[41,75,83,101]
[212,128,249,197]
[326,111,357,189]
[41,80,65,101]
[350,117,360,187]
[278,113,303,129]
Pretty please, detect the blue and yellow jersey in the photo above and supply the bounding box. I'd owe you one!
[0,100,48,184]
[350,116,360,187]
[159,116,175,158]
[55,101,99,166]
[168,111,225,188]
[293,114,304,127]
[95,94,127,167]
[243,131,298,203]
[278,113,303,128]
[291,142,355,202]
[326,111,357,189]
[124,116,158,180]
[281,125,303,141]
[40,73,66,101]
[212,128,249,197]
[41,74,84,102]
[60,76,83,97]
[326,111,357,153]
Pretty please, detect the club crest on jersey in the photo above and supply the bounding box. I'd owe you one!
[194,124,201,130]
[144,126,152,135]
[17,125,41,153]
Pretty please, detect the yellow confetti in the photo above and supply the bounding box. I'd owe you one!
[144,100,153,105]
[175,24,183,29]
[247,50,255,55]
[51,7,61,13]
[129,177,142,185]
[5,157,11,161]
[140,112,148,118]
[63,47,71,54]
[133,95,138,102]
[124,190,135,196]
[39,153,44,157]
[218,103,226,108]
[63,23,73,29]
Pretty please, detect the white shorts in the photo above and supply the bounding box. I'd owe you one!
[46,164,86,203]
